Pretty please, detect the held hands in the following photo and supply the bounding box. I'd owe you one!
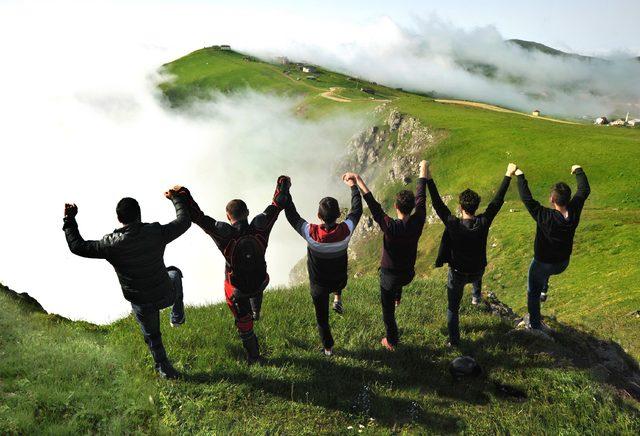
[506,163,518,177]
[165,185,190,199]
[571,165,582,174]
[342,172,358,187]
[64,203,78,219]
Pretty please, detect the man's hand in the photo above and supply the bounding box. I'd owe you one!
[571,165,582,174]
[64,203,78,219]
[342,172,358,187]
[515,168,524,176]
[506,163,518,177]
[277,175,291,190]
[165,185,188,199]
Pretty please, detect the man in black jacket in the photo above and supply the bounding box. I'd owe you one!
[285,175,362,356]
[427,162,516,346]
[352,161,427,351]
[183,176,290,364]
[516,165,590,330]
[63,187,191,379]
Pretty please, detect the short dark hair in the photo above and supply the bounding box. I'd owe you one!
[459,189,481,215]
[226,199,249,221]
[318,197,340,224]
[395,190,415,215]
[551,182,571,207]
[116,197,141,224]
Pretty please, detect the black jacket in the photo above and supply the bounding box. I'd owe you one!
[63,195,191,305]
[518,169,590,263]
[429,176,511,274]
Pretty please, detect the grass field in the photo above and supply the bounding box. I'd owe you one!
[2,47,639,433]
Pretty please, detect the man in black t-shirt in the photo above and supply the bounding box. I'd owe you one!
[427,162,516,346]
[516,165,590,330]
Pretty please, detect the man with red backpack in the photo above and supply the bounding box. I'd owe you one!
[177,176,290,364]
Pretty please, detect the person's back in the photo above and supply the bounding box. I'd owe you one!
[427,163,516,346]
[516,164,590,330]
[353,162,427,351]
[63,189,191,379]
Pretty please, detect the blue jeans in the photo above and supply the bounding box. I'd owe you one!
[447,268,484,343]
[168,269,185,324]
[131,291,174,363]
[527,258,570,328]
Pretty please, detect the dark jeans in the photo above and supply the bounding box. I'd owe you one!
[380,269,415,346]
[447,268,485,343]
[167,270,184,324]
[310,281,346,349]
[131,292,174,363]
[527,258,569,328]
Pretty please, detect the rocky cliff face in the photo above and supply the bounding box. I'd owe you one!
[289,105,447,284]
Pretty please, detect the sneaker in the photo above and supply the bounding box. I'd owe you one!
[381,337,396,351]
[540,292,548,303]
[471,295,481,305]
[252,311,260,321]
[247,355,265,366]
[170,317,185,328]
[395,298,401,307]
[332,300,343,314]
[321,348,334,357]
[155,360,179,379]
[447,339,460,349]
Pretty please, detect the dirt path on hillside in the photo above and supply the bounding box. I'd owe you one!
[319,87,352,102]
[435,99,580,125]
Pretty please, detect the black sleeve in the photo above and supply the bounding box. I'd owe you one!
[362,191,394,234]
[570,168,591,211]
[484,176,512,223]
[63,218,112,259]
[284,195,308,238]
[413,177,427,222]
[426,178,452,223]
[345,185,363,227]
[517,174,543,220]
[160,195,192,244]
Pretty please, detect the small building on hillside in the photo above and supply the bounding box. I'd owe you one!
[220,45,231,51]
[594,116,609,125]
[532,109,541,117]
[361,87,375,95]
[276,56,290,65]
[628,119,640,127]
[302,65,317,73]
[610,119,626,126]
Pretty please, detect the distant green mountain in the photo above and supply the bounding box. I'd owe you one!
[508,39,596,61]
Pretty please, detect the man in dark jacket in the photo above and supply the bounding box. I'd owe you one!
[183,176,290,364]
[427,162,516,346]
[351,161,427,351]
[516,164,590,330]
[285,175,362,356]
[63,187,191,379]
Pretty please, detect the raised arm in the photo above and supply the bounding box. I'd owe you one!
[284,193,308,238]
[353,173,394,233]
[515,167,542,219]
[62,204,112,259]
[343,175,363,229]
[571,165,590,203]
[161,186,192,244]
[483,163,515,222]
[413,160,428,221]
[252,175,291,239]
[179,188,232,249]
[425,162,452,222]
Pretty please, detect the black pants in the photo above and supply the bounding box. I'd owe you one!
[380,269,415,346]
[446,267,485,343]
[310,281,346,349]
[130,292,174,364]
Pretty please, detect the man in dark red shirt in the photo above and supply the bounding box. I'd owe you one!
[352,160,428,351]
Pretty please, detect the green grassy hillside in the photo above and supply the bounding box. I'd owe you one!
[3,281,639,434]
[3,47,640,434]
